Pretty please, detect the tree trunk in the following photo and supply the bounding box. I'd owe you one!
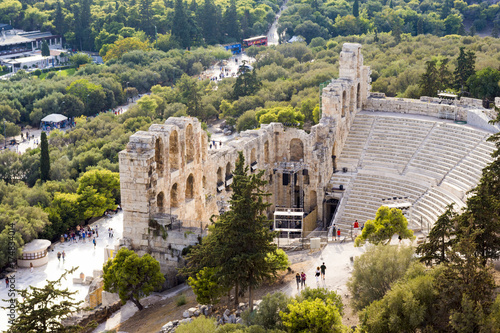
[131,297,144,311]
[248,284,253,312]
[234,282,239,307]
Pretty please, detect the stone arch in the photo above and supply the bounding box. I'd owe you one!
[350,86,355,113]
[357,83,361,109]
[155,137,164,173]
[264,141,269,163]
[309,190,317,210]
[186,174,194,201]
[251,148,256,162]
[186,124,194,164]
[170,183,179,208]
[290,138,304,162]
[341,90,346,117]
[169,130,179,171]
[157,191,165,213]
[225,162,231,178]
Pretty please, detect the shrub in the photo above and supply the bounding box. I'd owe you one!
[176,294,187,306]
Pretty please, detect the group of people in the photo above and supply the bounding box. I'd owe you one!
[210,140,223,149]
[331,220,364,241]
[62,225,99,244]
[295,262,327,290]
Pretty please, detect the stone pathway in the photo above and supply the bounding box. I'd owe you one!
[0,212,123,332]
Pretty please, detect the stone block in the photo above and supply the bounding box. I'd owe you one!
[182,310,190,318]
[72,278,83,284]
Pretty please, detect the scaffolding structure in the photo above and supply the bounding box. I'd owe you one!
[273,160,307,210]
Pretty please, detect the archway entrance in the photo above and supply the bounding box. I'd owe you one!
[324,198,339,227]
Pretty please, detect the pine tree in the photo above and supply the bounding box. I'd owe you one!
[41,41,50,57]
[232,63,262,99]
[181,152,282,310]
[374,28,379,42]
[2,267,95,332]
[172,0,191,48]
[416,204,457,265]
[40,131,50,182]
[353,0,359,17]
[438,57,451,90]
[469,25,476,36]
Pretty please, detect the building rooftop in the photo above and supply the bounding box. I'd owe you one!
[3,54,53,64]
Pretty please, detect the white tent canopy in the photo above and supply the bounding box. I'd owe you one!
[41,113,67,123]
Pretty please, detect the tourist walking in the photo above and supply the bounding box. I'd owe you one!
[300,272,306,289]
[320,262,327,280]
[93,238,96,249]
[315,267,321,284]
[295,273,301,291]
[337,228,341,241]
[82,232,86,243]
[62,251,65,261]
[30,262,33,273]
[57,252,61,261]
[353,220,359,237]
[5,277,8,288]
[332,224,337,241]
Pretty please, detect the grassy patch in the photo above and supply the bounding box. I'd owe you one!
[39,68,76,79]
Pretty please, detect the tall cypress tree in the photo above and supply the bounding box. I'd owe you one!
[454,47,476,91]
[140,0,154,36]
[353,0,359,17]
[201,0,218,44]
[419,59,439,96]
[172,0,191,48]
[54,1,65,36]
[40,131,50,182]
[41,41,50,56]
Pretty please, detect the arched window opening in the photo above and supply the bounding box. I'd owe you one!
[186,174,194,201]
[170,184,179,208]
[157,192,165,213]
[169,130,179,171]
[155,138,164,173]
[186,124,194,164]
[264,141,269,163]
[357,83,361,109]
[290,139,304,162]
[341,90,347,117]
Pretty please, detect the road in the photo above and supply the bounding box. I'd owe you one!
[267,0,288,45]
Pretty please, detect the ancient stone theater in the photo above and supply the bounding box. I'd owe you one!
[119,43,499,278]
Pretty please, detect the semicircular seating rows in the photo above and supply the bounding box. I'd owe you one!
[329,111,496,236]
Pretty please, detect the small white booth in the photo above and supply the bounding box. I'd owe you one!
[17,239,51,268]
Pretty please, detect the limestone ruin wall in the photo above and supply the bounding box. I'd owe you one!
[119,43,371,272]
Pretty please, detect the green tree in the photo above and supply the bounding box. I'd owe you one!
[69,53,92,67]
[187,267,228,305]
[467,67,500,100]
[103,248,165,310]
[40,131,50,182]
[236,110,258,132]
[176,74,202,118]
[360,264,439,332]
[353,0,359,17]
[454,47,476,92]
[347,245,415,311]
[355,206,414,246]
[419,59,439,97]
[233,63,261,99]
[2,267,94,332]
[41,41,50,57]
[77,169,119,219]
[280,298,347,333]
[172,0,190,49]
[416,204,457,265]
[222,0,240,41]
[201,0,219,44]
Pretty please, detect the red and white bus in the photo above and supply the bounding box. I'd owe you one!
[242,35,268,48]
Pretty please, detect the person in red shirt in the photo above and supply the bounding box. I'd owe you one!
[353,220,359,237]
[337,228,341,241]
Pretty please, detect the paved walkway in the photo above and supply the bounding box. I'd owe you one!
[0,212,123,332]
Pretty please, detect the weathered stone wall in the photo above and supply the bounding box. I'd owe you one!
[118,43,370,272]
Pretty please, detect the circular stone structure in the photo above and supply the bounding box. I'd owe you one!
[17,239,51,268]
